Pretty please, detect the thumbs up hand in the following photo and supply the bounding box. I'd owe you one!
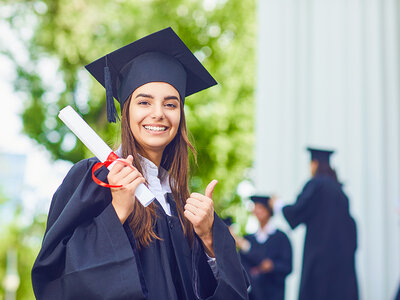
[184,180,218,257]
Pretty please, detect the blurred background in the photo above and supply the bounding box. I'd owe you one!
[0,0,399,299]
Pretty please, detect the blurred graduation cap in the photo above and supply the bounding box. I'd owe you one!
[250,195,274,216]
[307,147,335,164]
[85,27,217,122]
[222,216,233,227]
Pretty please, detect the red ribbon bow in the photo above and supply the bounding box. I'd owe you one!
[91,152,131,188]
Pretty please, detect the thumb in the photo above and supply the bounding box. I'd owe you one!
[205,179,218,199]
[127,155,133,162]
[126,155,135,169]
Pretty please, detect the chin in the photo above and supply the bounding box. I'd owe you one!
[142,142,169,152]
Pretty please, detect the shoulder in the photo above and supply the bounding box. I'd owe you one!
[273,229,290,240]
[271,230,291,248]
[52,157,102,205]
[310,176,342,193]
[67,157,100,174]
[301,177,326,193]
[59,157,100,185]
[311,175,339,185]
[305,177,322,186]
[46,157,108,229]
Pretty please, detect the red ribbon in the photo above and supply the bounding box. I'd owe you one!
[91,152,131,188]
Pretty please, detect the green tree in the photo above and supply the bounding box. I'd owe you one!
[0,193,47,300]
[3,0,255,209]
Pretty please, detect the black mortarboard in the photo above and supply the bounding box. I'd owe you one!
[222,217,233,227]
[250,195,273,216]
[307,147,335,163]
[85,27,218,122]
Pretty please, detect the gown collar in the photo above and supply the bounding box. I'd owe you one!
[114,146,172,215]
[138,154,172,216]
[255,222,276,244]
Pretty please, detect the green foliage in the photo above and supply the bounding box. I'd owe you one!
[0,195,47,300]
[4,0,255,206]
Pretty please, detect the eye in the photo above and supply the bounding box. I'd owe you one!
[137,100,150,105]
[165,102,177,108]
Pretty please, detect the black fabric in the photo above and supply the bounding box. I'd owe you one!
[118,52,187,105]
[283,175,359,300]
[306,147,334,163]
[239,230,292,300]
[222,217,233,227]
[85,27,217,109]
[32,157,249,300]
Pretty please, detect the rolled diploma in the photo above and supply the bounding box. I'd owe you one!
[58,105,154,207]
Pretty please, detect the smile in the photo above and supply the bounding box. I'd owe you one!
[143,125,168,132]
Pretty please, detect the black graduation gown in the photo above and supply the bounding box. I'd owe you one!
[31,157,249,300]
[239,230,292,300]
[395,283,400,300]
[283,175,358,300]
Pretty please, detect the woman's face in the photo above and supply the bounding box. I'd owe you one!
[129,82,181,156]
[253,203,271,225]
[310,160,319,177]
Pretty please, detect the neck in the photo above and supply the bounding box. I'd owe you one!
[139,149,163,167]
[259,219,268,229]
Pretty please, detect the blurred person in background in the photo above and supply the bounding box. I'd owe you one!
[31,27,249,300]
[234,196,292,300]
[396,204,400,300]
[272,148,358,300]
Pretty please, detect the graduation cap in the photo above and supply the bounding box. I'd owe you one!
[85,27,218,123]
[222,216,233,227]
[250,195,273,216]
[307,147,335,163]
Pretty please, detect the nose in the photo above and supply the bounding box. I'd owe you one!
[151,102,164,120]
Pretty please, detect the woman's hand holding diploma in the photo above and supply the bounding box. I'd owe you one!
[108,155,146,224]
[185,180,218,257]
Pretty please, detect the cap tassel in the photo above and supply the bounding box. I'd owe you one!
[104,57,119,123]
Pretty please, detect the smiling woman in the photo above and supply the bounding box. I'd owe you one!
[128,82,181,164]
[31,27,250,300]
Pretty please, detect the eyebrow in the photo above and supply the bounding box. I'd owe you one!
[164,96,180,101]
[135,93,154,99]
[135,93,180,101]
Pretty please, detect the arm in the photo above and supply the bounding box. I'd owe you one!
[31,159,145,300]
[282,179,320,229]
[270,233,292,276]
[193,215,250,300]
[184,180,249,299]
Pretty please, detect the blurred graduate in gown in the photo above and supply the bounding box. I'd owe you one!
[236,196,292,300]
[273,148,358,300]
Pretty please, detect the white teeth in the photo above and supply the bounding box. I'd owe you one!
[144,126,167,131]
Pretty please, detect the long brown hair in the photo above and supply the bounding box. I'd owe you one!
[120,95,195,248]
[315,160,339,183]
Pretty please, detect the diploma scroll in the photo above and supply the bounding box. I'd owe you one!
[58,105,154,207]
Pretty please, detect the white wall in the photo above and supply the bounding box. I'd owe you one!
[254,1,400,299]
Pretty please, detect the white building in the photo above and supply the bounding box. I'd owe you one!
[254,1,400,299]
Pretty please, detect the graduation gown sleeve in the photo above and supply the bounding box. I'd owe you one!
[282,179,320,229]
[193,215,250,300]
[270,232,292,276]
[31,158,145,300]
